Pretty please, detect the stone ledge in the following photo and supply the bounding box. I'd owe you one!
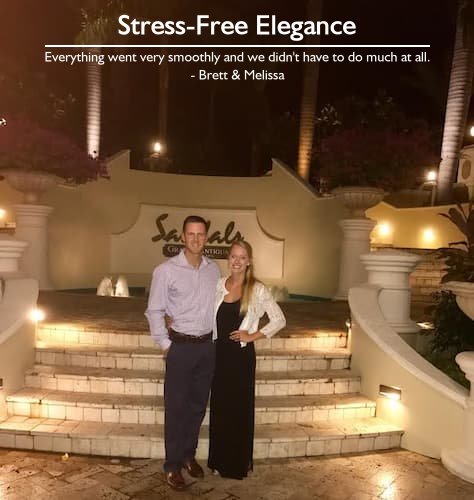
[0,417,403,459]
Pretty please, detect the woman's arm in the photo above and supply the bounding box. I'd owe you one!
[230,284,286,343]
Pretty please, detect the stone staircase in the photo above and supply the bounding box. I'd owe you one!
[0,295,403,459]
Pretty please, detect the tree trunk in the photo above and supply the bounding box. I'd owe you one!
[296,0,323,182]
[437,0,474,204]
[86,47,102,158]
[158,44,169,158]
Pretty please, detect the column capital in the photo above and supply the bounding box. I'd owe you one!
[0,234,28,273]
[361,249,421,274]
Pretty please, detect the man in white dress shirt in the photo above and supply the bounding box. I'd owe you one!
[145,215,220,491]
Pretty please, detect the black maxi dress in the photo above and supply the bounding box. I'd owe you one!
[208,300,256,479]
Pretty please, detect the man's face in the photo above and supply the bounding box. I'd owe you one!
[182,222,208,256]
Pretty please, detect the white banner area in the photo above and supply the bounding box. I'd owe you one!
[111,205,284,279]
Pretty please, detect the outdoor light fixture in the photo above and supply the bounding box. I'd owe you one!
[379,384,402,401]
[377,222,392,237]
[422,227,435,244]
[152,141,162,156]
[29,308,45,322]
[426,170,437,182]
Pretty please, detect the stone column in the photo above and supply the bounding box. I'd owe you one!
[13,204,53,289]
[334,218,376,300]
[360,249,421,336]
[441,282,474,483]
[442,352,474,484]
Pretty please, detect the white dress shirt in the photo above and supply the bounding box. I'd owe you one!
[145,250,220,350]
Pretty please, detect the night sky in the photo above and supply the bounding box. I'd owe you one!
[0,1,464,176]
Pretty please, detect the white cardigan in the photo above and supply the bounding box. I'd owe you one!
[213,277,286,346]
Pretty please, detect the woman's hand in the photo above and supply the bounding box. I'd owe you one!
[229,330,253,343]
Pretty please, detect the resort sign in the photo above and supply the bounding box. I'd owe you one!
[110,204,284,279]
[151,213,244,259]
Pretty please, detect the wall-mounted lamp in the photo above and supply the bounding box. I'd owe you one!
[470,125,474,138]
[426,170,437,182]
[422,227,436,245]
[379,384,402,401]
[30,308,45,323]
[152,141,162,157]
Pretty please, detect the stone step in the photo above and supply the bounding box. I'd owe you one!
[35,345,351,372]
[36,325,348,351]
[7,389,375,425]
[25,365,361,397]
[0,416,402,459]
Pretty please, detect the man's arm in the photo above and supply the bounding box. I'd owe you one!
[145,265,171,351]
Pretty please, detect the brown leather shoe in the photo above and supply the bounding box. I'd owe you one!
[166,470,186,491]
[183,458,204,479]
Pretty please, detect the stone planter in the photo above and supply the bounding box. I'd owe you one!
[332,186,385,218]
[0,169,59,204]
[441,281,474,483]
[444,281,474,320]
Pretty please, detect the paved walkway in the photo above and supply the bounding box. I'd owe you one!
[0,447,473,499]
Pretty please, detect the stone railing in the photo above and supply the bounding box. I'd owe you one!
[0,279,38,418]
[348,249,467,458]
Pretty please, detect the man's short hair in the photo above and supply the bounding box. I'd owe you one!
[182,215,208,233]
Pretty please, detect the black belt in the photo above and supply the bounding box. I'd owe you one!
[169,329,212,344]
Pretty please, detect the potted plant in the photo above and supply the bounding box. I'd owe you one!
[0,116,107,203]
[426,204,474,370]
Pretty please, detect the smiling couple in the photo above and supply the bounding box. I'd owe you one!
[145,215,286,491]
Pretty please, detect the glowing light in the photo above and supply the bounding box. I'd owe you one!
[152,141,162,154]
[30,308,45,322]
[0,208,6,219]
[377,222,392,237]
[470,125,474,137]
[379,384,402,401]
[0,117,6,127]
[422,228,435,243]
[426,170,437,182]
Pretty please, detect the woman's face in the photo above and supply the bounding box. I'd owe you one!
[228,244,250,275]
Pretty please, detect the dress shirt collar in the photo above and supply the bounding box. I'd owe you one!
[176,249,211,270]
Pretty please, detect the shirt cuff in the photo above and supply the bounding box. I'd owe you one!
[154,336,171,351]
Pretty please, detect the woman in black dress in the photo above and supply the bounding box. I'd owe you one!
[208,240,286,479]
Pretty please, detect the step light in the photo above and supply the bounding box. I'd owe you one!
[30,308,45,323]
[379,384,402,401]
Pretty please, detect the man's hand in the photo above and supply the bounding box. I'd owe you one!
[164,315,173,329]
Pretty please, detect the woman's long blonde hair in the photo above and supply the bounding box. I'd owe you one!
[229,240,260,315]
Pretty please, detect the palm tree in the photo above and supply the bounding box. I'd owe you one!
[76,0,119,159]
[437,0,474,203]
[296,0,323,181]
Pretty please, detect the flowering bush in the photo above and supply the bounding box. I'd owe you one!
[0,117,107,184]
[317,126,439,191]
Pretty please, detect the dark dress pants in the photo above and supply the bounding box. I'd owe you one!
[164,340,215,473]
